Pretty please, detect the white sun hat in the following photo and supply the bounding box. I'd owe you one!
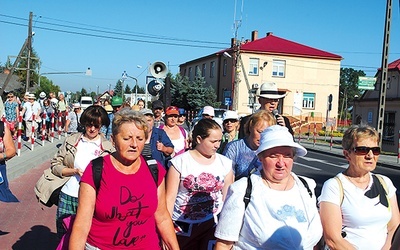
[223,110,239,121]
[256,125,307,157]
[257,82,287,99]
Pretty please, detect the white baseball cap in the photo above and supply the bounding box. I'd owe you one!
[203,106,215,116]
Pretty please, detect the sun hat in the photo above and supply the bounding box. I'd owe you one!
[257,82,287,99]
[165,106,179,115]
[140,108,154,116]
[73,103,81,109]
[223,110,239,121]
[111,96,123,107]
[39,92,46,98]
[256,125,307,156]
[202,106,215,116]
[152,100,164,110]
[28,93,36,99]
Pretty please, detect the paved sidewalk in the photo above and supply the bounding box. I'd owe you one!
[0,136,65,249]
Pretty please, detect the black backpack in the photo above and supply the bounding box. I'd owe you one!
[243,170,312,209]
[91,155,159,192]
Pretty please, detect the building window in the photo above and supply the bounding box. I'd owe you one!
[302,92,315,109]
[272,60,285,77]
[183,68,187,77]
[383,112,395,142]
[249,58,259,75]
[223,59,227,76]
[210,61,215,78]
[195,66,199,78]
[202,63,206,77]
[188,67,192,80]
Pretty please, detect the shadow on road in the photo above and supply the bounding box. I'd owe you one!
[12,225,58,250]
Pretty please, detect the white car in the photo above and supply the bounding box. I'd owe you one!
[80,96,93,110]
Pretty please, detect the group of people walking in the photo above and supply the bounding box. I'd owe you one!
[26,82,400,249]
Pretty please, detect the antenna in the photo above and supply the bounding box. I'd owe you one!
[233,0,244,39]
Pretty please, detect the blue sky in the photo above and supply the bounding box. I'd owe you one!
[1,1,399,93]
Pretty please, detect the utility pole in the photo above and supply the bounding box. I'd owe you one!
[376,0,392,147]
[26,12,33,93]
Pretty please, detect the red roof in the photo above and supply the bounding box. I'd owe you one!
[388,59,400,70]
[239,34,342,60]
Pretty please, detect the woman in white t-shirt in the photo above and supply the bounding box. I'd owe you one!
[166,118,234,250]
[215,125,322,250]
[50,105,114,239]
[318,124,400,249]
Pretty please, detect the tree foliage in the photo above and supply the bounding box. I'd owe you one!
[339,67,366,119]
[170,71,220,111]
[124,85,132,94]
[114,80,123,97]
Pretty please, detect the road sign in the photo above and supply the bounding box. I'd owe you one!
[358,76,376,90]
[224,97,232,106]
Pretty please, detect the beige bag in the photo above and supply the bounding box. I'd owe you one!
[34,168,70,207]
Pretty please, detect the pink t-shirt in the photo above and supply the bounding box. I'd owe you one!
[81,154,166,249]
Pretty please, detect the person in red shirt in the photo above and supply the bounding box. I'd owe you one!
[69,109,179,250]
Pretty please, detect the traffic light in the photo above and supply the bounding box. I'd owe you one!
[328,94,333,111]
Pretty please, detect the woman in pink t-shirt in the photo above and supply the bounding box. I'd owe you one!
[70,109,179,250]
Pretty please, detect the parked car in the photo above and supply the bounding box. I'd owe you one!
[80,96,93,110]
[191,108,227,129]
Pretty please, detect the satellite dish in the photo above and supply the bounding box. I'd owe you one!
[147,79,164,96]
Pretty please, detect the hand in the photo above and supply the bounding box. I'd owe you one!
[275,115,285,127]
[156,141,165,152]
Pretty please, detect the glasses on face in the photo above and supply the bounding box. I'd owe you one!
[7,96,13,99]
[179,114,185,117]
[352,146,381,156]
[203,114,214,119]
[154,107,163,111]
[224,119,238,124]
[85,124,101,129]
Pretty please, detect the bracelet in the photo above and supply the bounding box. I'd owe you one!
[3,153,6,160]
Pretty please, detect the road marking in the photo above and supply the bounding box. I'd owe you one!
[294,162,321,171]
[300,156,345,168]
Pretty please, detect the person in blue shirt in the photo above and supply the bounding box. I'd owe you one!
[140,108,174,168]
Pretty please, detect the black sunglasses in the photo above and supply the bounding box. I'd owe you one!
[224,119,238,124]
[352,146,381,156]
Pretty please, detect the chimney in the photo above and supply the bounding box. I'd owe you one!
[266,32,273,37]
[251,30,258,41]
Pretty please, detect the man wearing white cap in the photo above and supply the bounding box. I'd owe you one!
[239,82,293,138]
[21,94,41,140]
[65,103,83,134]
[215,125,322,249]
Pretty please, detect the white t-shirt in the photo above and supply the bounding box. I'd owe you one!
[169,151,232,223]
[318,172,396,250]
[23,101,41,121]
[215,172,322,250]
[61,136,102,197]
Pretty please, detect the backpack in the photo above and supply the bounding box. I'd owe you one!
[243,170,312,209]
[91,155,159,192]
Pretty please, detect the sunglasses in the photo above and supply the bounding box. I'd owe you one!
[85,124,101,129]
[7,96,13,98]
[352,146,381,156]
[224,119,238,124]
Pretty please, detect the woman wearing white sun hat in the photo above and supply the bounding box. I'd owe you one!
[218,110,240,153]
[215,125,322,250]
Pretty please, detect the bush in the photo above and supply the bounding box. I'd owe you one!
[318,130,344,137]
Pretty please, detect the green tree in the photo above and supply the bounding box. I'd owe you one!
[16,48,40,91]
[81,88,88,96]
[124,85,132,94]
[170,70,219,111]
[339,67,366,120]
[114,80,123,97]
[34,76,60,98]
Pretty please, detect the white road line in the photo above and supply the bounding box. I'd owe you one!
[294,162,321,171]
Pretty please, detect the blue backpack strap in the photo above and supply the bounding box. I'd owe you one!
[91,156,104,192]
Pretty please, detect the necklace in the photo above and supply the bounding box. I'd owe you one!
[261,170,291,191]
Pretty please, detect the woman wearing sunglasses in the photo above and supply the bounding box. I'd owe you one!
[318,124,400,250]
[50,105,115,239]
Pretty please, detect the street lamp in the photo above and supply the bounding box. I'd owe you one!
[121,71,138,104]
[38,67,92,87]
